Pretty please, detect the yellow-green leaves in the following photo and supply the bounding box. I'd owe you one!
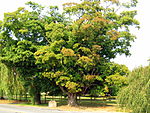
[45,22,65,42]
[43,71,66,79]
[104,0,119,4]
[106,30,120,40]
[106,73,127,86]
[19,29,28,34]
[35,49,60,66]
[65,81,81,93]
[92,45,102,52]
[78,47,91,55]
[77,56,94,69]
[73,43,80,49]
[84,75,96,81]
[50,40,65,52]
[61,48,76,57]
[78,56,92,63]
[42,72,54,78]
[0,20,2,28]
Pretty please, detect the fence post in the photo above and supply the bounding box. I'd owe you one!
[44,94,46,103]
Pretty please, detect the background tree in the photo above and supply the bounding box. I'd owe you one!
[0,2,64,104]
[85,62,129,97]
[35,0,139,106]
[105,63,129,96]
[118,66,150,113]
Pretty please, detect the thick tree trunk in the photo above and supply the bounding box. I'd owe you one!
[35,92,41,105]
[59,86,78,106]
[31,92,41,105]
[67,93,78,106]
[30,85,41,105]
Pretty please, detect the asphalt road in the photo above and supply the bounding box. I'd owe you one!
[0,104,125,113]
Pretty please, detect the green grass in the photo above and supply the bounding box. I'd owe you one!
[14,97,117,108]
[5,95,118,109]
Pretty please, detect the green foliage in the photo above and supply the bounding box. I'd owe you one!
[105,73,127,96]
[0,0,139,106]
[0,2,64,104]
[117,66,150,113]
[106,74,127,87]
[0,63,25,98]
[105,62,130,76]
[103,62,129,96]
[34,1,138,106]
[89,85,108,96]
[63,0,139,58]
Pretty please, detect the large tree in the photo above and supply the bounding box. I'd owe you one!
[0,2,64,104]
[35,0,139,106]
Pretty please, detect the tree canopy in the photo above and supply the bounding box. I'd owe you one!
[34,0,139,106]
[0,0,139,106]
[0,1,64,104]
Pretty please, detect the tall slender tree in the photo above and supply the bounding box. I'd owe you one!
[118,66,150,113]
[0,62,25,99]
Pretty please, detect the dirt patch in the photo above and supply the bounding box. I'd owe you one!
[48,105,118,112]
[0,100,26,104]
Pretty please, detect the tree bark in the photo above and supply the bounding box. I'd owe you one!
[30,85,41,105]
[31,91,41,105]
[67,93,78,106]
[59,86,78,106]
[35,92,41,105]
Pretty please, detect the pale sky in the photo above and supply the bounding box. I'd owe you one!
[0,0,149,70]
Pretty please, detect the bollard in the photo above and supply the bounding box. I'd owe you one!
[48,101,57,107]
